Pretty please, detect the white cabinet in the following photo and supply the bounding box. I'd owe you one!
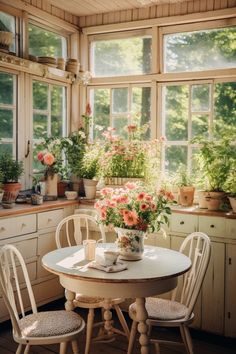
[169,211,236,337]
[201,241,225,334]
[225,243,236,337]
[199,216,226,238]
[0,204,76,323]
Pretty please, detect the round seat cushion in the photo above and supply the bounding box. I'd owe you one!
[19,310,83,337]
[129,297,188,321]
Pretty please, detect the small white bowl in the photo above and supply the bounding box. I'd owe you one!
[65,191,77,200]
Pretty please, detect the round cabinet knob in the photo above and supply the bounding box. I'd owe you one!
[48,218,53,223]
[210,224,215,228]
[0,227,6,232]
[180,221,185,225]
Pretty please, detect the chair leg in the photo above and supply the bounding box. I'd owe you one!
[127,320,138,354]
[71,340,79,354]
[114,304,130,339]
[85,308,95,354]
[16,344,23,354]
[183,325,194,354]
[60,341,68,354]
[23,345,30,354]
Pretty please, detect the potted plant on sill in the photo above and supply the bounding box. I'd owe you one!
[80,142,102,200]
[173,165,195,207]
[193,133,235,211]
[0,153,24,205]
[100,125,161,186]
[62,129,87,195]
[224,168,236,213]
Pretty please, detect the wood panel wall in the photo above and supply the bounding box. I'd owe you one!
[79,0,236,28]
[23,0,79,26]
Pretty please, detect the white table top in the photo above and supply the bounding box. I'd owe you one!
[42,244,191,284]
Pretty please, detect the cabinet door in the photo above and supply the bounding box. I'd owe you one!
[201,241,225,334]
[225,244,236,337]
[171,235,201,328]
[37,231,58,279]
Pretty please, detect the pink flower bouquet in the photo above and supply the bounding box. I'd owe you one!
[94,182,174,233]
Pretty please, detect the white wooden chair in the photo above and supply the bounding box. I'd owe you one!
[128,232,211,354]
[0,244,85,354]
[55,213,130,354]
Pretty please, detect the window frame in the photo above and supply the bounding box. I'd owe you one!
[30,75,70,178]
[89,28,153,78]
[88,82,153,140]
[159,18,236,74]
[158,77,236,173]
[28,19,70,59]
[0,68,18,158]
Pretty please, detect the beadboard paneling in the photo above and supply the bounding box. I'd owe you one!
[79,0,236,27]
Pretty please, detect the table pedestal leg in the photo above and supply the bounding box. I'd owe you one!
[103,298,113,336]
[135,297,149,354]
[65,289,75,311]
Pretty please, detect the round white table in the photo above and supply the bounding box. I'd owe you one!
[42,244,191,354]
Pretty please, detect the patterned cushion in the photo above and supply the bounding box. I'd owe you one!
[19,310,83,337]
[129,297,188,321]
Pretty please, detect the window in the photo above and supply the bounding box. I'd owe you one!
[32,80,67,172]
[90,31,152,77]
[29,23,67,58]
[0,72,17,157]
[164,26,236,73]
[161,80,236,173]
[90,85,151,140]
[0,11,16,53]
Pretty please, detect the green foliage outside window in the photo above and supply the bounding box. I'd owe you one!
[29,23,67,58]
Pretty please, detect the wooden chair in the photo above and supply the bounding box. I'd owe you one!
[55,213,130,354]
[0,244,85,354]
[128,232,211,354]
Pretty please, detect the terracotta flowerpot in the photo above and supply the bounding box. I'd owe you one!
[57,181,68,197]
[205,191,225,211]
[2,182,21,202]
[228,197,236,213]
[198,190,209,209]
[179,186,195,207]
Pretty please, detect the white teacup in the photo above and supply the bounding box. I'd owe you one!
[95,249,119,266]
[65,191,77,200]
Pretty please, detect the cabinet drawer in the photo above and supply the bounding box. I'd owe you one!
[226,219,236,239]
[199,216,226,237]
[170,213,198,234]
[0,214,36,239]
[38,209,64,230]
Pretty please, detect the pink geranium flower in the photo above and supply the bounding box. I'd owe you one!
[123,211,139,227]
[137,192,146,201]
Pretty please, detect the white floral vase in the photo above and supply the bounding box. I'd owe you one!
[114,227,146,261]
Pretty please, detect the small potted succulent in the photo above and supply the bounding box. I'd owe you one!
[0,154,24,205]
[173,165,195,207]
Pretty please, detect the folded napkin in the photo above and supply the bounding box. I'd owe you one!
[87,260,127,273]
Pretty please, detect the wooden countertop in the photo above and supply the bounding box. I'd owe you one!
[0,197,235,219]
[0,199,79,218]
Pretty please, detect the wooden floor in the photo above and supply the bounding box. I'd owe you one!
[0,299,235,354]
